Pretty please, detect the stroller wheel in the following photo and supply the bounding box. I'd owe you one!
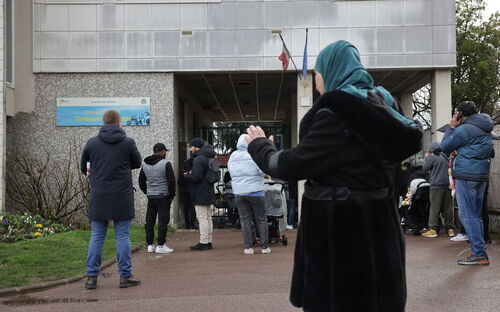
[282,235,288,246]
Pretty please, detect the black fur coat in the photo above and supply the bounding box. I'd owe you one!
[248,90,422,311]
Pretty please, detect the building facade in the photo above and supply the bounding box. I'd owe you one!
[3,0,458,225]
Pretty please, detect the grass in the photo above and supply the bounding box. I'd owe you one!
[0,226,155,289]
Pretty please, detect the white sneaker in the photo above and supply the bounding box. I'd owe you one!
[450,234,469,242]
[286,225,294,230]
[261,247,272,254]
[244,248,254,255]
[155,244,174,254]
[147,245,155,253]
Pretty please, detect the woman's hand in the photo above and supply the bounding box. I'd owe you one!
[245,126,274,144]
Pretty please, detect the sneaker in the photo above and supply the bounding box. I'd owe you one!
[450,234,469,242]
[85,276,97,290]
[261,247,272,254]
[155,244,174,254]
[286,225,294,230]
[119,276,141,288]
[190,243,209,251]
[457,254,490,266]
[207,243,213,250]
[422,229,438,238]
[147,245,155,253]
[447,229,456,237]
[244,248,254,255]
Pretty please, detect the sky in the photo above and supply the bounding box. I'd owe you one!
[484,0,500,19]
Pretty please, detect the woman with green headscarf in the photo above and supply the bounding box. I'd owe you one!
[246,41,422,311]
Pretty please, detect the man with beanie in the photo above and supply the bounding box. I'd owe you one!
[184,138,216,251]
[441,101,493,266]
[81,110,142,289]
[421,142,454,238]
[139,143,176,254]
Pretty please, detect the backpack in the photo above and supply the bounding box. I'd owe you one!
[206,158,220,184]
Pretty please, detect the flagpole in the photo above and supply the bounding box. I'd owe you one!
[279,33,302,80]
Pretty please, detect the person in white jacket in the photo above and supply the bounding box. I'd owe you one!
[228,134,271,255]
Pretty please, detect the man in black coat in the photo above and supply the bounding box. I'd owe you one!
[80,110,142,289]
[184,138,216,251]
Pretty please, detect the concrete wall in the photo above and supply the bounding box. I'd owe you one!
[5,0,36,117]
[6,73,177,225]
[0,0,4,212]
[487,125,500,233]
[489,126,500,212]
[33,0,457,72]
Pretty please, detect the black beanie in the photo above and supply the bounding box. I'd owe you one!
[189,138,204,148]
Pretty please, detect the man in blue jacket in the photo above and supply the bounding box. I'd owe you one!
[440,101,493,266]
[81,110,142,288]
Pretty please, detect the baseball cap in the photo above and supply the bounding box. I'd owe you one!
[153,143,168,153]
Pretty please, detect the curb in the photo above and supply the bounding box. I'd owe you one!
[0,245,143,298]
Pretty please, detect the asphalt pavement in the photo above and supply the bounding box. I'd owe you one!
[1,229,499,312]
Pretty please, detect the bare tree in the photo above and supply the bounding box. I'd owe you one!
[412,84,432,129]
[6,141,89,223]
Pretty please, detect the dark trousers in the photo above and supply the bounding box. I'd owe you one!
[235,195,269,249]
[183,192,196,229]
[145,197,171,245]
[428,188,454,229]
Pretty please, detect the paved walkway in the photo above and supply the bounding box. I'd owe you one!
[1,229,499,312]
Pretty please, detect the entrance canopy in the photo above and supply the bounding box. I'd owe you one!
[176,69,432,122]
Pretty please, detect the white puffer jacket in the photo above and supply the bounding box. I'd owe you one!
[227,134,265,196]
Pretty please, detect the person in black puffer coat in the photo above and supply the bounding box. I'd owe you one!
[184,138,216,251]
[246,41,422,312]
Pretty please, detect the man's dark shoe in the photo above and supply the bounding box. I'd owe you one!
[207,243,213,250]
[457,254,490,266]
[485,237,492,244]
[85,276,97,289]
[119,276,141,288]
[190,243,209,251]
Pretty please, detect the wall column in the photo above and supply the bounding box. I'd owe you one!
[296,73,314,221]
[400,92,413,119]
[431,69,452,141]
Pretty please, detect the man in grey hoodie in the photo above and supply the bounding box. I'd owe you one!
[421,142,454,238]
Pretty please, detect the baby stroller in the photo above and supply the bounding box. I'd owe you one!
[264,180,288,246]
[400,178,430,235]
[223,180,240,228]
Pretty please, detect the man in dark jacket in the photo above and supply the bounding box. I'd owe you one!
[80,110,142,289]
[441,101,493,266]
[138,143,176,254]
[184,138,216,251]
[421,142,454,238]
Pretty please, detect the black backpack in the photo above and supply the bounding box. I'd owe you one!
[206,158,220,184]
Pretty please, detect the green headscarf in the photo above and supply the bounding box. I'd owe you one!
[315,40,418,127]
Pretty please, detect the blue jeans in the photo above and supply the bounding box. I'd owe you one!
[86,220,132,278]
[455,180,487,257]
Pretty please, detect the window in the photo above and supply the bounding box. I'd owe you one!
[6,0,14,86]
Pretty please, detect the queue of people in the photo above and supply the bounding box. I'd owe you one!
[400,101,493,266]
[79,40,494,311]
